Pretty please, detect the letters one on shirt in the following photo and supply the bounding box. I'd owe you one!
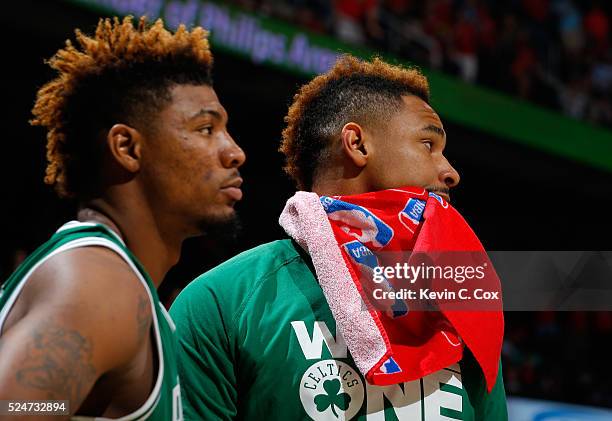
[291,320,464,421]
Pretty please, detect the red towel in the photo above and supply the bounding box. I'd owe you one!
[280,187,504,392]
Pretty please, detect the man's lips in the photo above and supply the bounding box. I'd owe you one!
[220,187,242,201]
[220,178,243,201]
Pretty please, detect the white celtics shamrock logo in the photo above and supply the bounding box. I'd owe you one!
[299,359,364,420]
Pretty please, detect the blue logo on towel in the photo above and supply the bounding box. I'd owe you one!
[343,241,408,318]
[428,192,449,208]
[379,357,402,374]
[320,197,393,248]
[400,198,426,226]
[344,240,379,269]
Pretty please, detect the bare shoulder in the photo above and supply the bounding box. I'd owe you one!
[0,245,154,406]
[8,245,153,369]
[30,245,147,301]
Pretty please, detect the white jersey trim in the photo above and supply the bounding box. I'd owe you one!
[57,220,127,246]
[0,222,164,421]
[158,303,176,333]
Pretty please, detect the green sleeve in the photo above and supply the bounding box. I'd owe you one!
[462,351,508,421]
[170,279,238,421]
[478,360,508,421]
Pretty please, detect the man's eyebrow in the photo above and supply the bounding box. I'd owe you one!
[421,124,446,138]
[188,108,225,121]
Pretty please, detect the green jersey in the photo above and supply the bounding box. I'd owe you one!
[170,239,507,420]
[0,221,183,421]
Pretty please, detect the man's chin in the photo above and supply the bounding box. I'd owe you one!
[197,212,242,242]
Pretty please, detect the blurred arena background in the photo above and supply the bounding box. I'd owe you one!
[1,0,611,418]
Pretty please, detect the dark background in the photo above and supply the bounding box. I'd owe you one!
[1,0,611,408]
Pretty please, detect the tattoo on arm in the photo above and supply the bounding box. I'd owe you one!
[136,294,152,342]
[15,324,97,404]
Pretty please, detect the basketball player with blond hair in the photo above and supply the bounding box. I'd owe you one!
[0,16,245,419]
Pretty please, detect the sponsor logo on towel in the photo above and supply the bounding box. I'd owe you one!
[400,198,426,225]
[428,192,449,208]
[342,241,408,318]
[379,356,402,374]
[343,240,378,269]
[320,196,394,248]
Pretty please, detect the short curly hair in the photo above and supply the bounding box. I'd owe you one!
[280,55,430,191]
[31,16,213,198]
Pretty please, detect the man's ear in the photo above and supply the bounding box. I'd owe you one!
[340,122,368,168]
[106,124,143,173]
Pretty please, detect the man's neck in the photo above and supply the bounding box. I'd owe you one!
[312,179,369,197]
[78,199,183,288]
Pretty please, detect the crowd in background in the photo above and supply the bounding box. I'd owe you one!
[233,0,612,128]
[503,311,612,407]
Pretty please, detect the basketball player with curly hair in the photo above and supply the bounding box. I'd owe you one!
[0,16,245,419]
[171,55,507,420]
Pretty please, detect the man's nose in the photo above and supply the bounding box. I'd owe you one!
[220,132,246,169]
[438,156,460,188]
